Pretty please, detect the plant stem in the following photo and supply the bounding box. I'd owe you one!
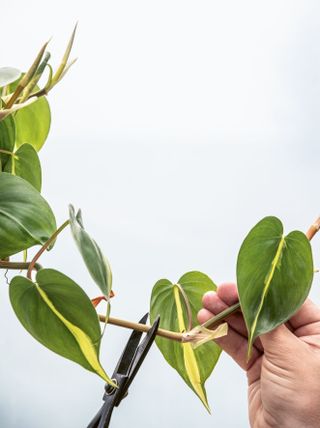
[306,216,320,241]
[0,261,42,271]
[98,314,184,342]
[201,302,241,329]
[0,149,18,158]
[27,220,70,279]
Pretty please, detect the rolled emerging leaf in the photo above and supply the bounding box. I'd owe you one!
[9,269,116,387]
[51,24,77,87]
[0,173,56,258]
[150,271,222,412]
[69,205,112,298]
[4,143,42,191]
[237,216,314,357]
[5,41,48,109]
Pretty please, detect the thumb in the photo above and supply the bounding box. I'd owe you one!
[259,324,300,362]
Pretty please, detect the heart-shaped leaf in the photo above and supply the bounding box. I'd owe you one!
[4,143,42,191]
[9,269,115,386]
[0,173,56,258]
[237,216,314,357]
[0,67,21,87]
[150,271,222,411]
[14,95,51,151]
[0,97,38,122]
[0,115,15,168]
[69,205,112,298]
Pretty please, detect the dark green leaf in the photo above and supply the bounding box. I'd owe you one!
[150,271,222,411]
[10,269,115,385]
[237,216,314,356]
[4,143,42,191]
[0,173,56,258]
[69,205,112,298]
[14,95,51,151]
[0,115,15,168]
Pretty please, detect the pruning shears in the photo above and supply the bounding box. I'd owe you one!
[87,313,160,428]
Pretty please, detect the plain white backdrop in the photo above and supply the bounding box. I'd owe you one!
[1,1,320,427]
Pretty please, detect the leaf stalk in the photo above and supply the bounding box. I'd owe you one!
[27,220,70,279]
[0,261,43,271]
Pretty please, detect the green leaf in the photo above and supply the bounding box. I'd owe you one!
[4,143,42,191]
[14,95,51,151]
[237,216,314,357]
[0,97,38,122]
[150,271,222,411]
[69,205,112,298]
[0,172,56,258]
[9,269,115,386]
[0,115,15,168]
[0,67,21,87]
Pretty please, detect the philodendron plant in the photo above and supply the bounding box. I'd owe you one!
[1,28,319,417]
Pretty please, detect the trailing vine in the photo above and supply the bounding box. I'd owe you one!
[1,27,319,417]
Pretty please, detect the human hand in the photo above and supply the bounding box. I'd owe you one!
[198,283,320,428]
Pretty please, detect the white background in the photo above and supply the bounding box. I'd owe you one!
[1,1,320,427]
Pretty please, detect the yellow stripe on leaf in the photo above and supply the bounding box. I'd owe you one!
[173,285,210,412]
[36,285,116,387]
[248,235,286,355]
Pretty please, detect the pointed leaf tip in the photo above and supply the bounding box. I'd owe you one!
[9,269,116,387]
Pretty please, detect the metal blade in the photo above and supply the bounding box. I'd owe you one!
[115,313,149,375]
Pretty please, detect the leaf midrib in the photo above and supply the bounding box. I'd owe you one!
[35,283,114,385]
[0,207,42,243]
[248,235,286,353]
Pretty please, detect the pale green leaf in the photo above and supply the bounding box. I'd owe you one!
[14,95,51,151]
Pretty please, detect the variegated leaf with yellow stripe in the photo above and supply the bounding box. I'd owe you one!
[150,271,222,411]
[237,216,314,358]
[9,269,116,387]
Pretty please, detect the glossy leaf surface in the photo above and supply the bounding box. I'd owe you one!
[69,205,112,298]
[0,173,56,258]
[14,95,51,151]
[0,67,21,87]
[4,143,42,191]
[237,216,314,356]
[10,269,115,385]
[0,115,15,168]
[150,271,221,411]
